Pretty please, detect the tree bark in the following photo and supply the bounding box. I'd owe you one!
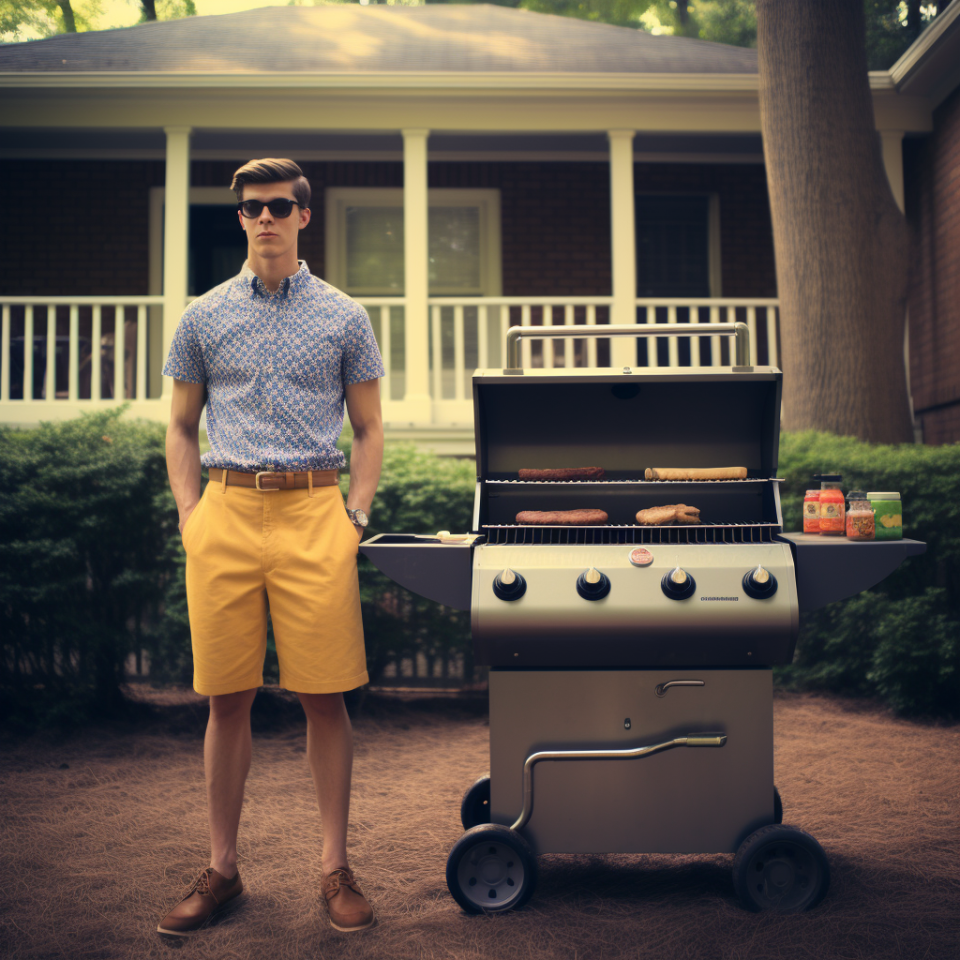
[140,0,158,21]
[57,0,77,32]
[757,0,914,443]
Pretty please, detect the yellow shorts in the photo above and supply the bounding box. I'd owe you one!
[182,480,369,696]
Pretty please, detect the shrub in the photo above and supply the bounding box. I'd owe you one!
[777,432,960,718]
[0,409,178,730]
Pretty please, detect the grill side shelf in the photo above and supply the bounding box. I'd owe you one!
[776,533,926,612]
[359,534,478,611]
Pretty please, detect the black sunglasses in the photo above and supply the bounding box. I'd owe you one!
[238,198,302,219]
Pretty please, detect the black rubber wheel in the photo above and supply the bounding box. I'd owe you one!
[774,786,783,824]
[733,824,830,912]
[446,824,538,914]
[460,775,491,830]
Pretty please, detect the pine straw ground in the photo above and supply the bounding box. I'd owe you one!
[0,687,958,960]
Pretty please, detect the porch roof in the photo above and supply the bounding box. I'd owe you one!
[0,4,757,77]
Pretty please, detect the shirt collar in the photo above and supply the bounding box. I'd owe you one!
[240,260,310,300]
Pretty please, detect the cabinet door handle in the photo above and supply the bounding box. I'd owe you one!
[655,680,705,698]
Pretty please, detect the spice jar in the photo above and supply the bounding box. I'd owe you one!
[816,475,845,536]
[803,489,821,534]
[845,492,875,540]
[869,492,902,540]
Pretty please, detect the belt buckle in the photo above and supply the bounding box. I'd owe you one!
[255,471,282,491]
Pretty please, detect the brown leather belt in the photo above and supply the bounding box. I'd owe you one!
[208,468,339,491]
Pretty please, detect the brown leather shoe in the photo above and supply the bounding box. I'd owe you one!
[157,866,243,936]
[321,866,375,932]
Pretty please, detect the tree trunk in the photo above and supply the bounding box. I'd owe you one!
[756,0,914,443]
[57,0,77,32]
[140,0,158,21]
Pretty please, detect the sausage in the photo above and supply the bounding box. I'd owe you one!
[519,467,606,481]
[516,510,609,525]
[635,504,701,526]
[644,467,747,481]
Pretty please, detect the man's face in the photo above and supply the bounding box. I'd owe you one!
[238,180,311,260]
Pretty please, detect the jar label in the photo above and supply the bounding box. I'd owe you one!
[803,502,819,518]
[821,502,840,519]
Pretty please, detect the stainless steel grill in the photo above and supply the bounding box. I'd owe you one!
[361,321,925,916]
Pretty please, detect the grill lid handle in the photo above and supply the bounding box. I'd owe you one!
[504,321,751,372]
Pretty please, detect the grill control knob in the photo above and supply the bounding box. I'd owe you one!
[743,564,778,600]
[576,567,611,601]
[493,568,526,602]
[661,565,696,601]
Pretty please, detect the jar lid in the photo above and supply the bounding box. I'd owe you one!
[868,491,900,500]
[804,489,820,495]
[847,491,867,499]
[814,474,842,482]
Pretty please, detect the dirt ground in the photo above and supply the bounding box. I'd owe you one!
[0,686,957,960]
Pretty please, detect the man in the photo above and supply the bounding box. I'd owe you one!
[158,158,384,937]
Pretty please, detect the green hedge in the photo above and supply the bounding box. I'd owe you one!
[0,410,179,730]
[2,416,957,729]
[777,432,960,718]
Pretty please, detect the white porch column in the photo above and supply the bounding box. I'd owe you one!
[880,129,905,213]
[608,130,637,368]
[161,126,191,402]
[402,128,432,422]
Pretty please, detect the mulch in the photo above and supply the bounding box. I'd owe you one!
[0,685,957,960]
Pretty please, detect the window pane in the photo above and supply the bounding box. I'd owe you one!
[346,206,405,292]
[429,206,481,291]
[636,195,710,297]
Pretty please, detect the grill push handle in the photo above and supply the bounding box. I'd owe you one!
[504,321,751,371]
[510,733,727,832]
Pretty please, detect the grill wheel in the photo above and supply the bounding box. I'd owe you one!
[460,775,492,830]
[733,824,830,912]
[446,824,538,914]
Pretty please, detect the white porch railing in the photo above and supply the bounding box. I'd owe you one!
[1,295,780,428]
[0,296,165,424]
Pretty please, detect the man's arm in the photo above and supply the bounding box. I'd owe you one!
[166,379,207,534]
[343,378,384,536]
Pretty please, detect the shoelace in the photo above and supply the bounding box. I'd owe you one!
[323,869,358,900]
[190,869,218,903]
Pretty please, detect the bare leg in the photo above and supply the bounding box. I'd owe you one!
[205,687,258,878]
[297,692,353,874]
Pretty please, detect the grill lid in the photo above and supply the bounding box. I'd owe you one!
[472,367,782,481]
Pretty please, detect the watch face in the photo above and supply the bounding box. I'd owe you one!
[350,508,369,527]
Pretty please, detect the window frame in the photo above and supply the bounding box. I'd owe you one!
[324,187,502,297]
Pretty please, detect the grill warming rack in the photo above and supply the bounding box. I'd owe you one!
[482,522,780,545]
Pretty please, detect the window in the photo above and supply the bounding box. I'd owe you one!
[635,194,720,298]
[325,188,502,296]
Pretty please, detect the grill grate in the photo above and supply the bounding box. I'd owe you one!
[487,478,777,485]
[481,523,780,545]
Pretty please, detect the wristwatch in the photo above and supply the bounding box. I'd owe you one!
[346,507,369,528]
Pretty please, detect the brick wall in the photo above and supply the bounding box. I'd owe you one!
[0,157,776,300]
[904,85,960,445]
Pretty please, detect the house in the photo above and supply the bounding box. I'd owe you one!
[0,4,956,448]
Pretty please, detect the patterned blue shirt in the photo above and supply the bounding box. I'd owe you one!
[162,261,384,471]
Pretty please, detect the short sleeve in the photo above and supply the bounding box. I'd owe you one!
[162,311,206,384]
[341,304,386,386]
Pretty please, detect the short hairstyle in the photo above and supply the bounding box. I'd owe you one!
[230,158,311,209]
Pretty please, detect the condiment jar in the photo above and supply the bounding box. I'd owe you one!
[803,489,821,534]
[845,492,875,540]
[869,492,902,540]
[816,475,845,536]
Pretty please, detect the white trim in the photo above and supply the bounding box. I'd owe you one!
[890,2,960,88]
[0,72,764,92]
[325,186,502,297]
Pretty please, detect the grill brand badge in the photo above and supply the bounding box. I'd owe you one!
[629,548,654,567]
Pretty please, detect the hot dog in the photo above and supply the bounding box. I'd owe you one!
[519,467,606,481]
[516,510,609,525]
